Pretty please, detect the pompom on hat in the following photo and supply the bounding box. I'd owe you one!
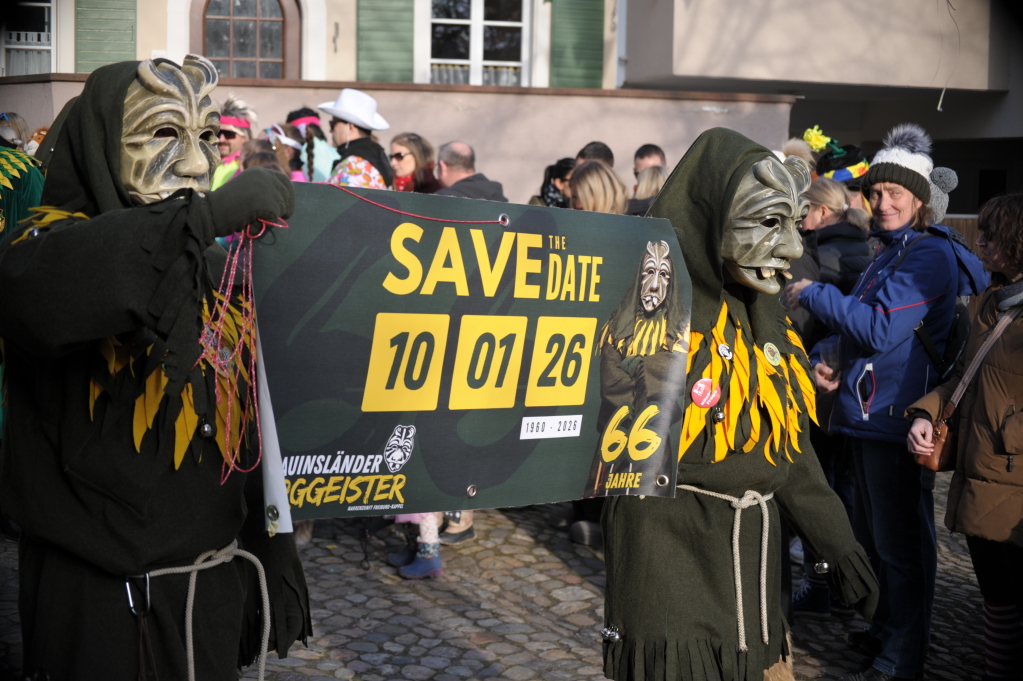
[862,123,934,203]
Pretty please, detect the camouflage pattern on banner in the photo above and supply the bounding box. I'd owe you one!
[253,183,692,520]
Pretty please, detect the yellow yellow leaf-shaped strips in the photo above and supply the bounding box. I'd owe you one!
[789,354,817,425]
[134,365,169,452]
[89,379,103,420]
[0,176,12,191]
[173,383,198,469]
[786,327,807,355]
[754,346,785,461]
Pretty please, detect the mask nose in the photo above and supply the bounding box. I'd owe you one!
[174,133,210,179]
[772,221,804,260]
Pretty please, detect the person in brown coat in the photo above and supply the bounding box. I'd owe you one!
[907,193,1023,681]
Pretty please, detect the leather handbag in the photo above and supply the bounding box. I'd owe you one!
[916,306,1023,471]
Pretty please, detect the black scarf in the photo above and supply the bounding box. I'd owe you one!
[335,137,395,188]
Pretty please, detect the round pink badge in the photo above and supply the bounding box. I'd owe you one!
[691,378,721,408]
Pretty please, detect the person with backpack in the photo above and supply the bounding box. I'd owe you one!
[785,124,988,681]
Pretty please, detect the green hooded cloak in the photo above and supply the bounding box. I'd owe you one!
[600,129,878,681]
[0,61,310,679]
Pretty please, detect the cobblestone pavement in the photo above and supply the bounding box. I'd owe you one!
[0,473,987,680]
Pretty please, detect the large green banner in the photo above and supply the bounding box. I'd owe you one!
[253,183,692,520]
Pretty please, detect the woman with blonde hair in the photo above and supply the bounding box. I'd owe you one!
[570,160,628,214]
[627,164,669,215]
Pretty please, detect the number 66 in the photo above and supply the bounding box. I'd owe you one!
[599,403,663,463]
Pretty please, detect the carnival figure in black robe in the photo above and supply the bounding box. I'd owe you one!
[0,55,310,679]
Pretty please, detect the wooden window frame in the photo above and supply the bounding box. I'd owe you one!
[191,0,300,80]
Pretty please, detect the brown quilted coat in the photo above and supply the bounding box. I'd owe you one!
[908,288,1023,546]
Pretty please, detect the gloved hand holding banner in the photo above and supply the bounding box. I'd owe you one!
[253,183,692,520]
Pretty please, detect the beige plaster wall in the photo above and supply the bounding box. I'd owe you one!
[1,81,791,203]
[137,0,170,60]
[628,0,1003,91]
[324,0,357,82]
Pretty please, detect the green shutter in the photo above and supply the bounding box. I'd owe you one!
[550,0,603,89]
[76,0,137,73]
[357,0,414,83]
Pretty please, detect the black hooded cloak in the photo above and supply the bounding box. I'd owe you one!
[0,61,310,679]
[599,129,878,681]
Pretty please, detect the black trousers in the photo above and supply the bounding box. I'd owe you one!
[967,534,1023,608]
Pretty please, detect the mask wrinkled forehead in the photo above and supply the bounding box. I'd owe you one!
[728,155,811,220]
[123,55,220,130]
[644,240,671,265]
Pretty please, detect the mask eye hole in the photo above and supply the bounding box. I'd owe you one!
[200,130,215,142]
[154,128,178,139]
[760,217,779,228]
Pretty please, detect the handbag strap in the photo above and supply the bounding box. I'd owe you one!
[947,306,1023,410]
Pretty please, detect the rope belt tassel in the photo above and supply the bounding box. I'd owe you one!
[677,485,773,652]
[132,540,271,681]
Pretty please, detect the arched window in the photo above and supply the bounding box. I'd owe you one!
[192,0,301,80]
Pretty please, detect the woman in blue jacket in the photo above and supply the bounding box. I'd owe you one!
[786,124,987,681]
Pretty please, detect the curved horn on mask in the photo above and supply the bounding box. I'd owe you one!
[181,54,218,102]
[136,58,182,98]
[782,155,812,195]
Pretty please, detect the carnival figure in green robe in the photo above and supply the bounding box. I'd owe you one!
[0,55,309,679]
[600,128,879,681]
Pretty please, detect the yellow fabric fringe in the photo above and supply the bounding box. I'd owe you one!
[678,300,816,466]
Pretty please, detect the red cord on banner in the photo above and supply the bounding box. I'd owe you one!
[318,183,510,226]
[196,218,288,484]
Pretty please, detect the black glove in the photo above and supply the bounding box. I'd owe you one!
[205,167,295,238]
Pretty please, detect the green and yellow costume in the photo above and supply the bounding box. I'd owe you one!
[601,129,878,681]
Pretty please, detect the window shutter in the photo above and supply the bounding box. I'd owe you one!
[76,0,136,73]
[357,0,414,83]
[550,0,603,89]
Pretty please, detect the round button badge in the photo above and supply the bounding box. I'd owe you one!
[717,343,733,360]
[691,378,722,408]
[763,342,782,366]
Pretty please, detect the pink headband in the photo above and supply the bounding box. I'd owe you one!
[220,116,251,129]
[289,115,320,128]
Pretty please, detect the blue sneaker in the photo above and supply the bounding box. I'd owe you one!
[398,544,443,579]
[792,581,830,619]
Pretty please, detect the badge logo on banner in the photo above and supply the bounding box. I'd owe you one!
[254,185,693,518]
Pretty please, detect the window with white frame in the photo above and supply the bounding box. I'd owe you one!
[428,0,530,86]
[1,1,53,77]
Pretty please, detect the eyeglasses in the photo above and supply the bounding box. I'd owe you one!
[390,152,410,162]
[217,130,239,140]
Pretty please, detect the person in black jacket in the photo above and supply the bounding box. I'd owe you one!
[435,141,507,201]
[804,177,873,295]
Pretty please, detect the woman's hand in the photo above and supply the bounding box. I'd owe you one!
[907,417,935,456]
[784,279,814,310]
[812,362,841,392]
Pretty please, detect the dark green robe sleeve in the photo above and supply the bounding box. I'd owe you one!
[773,418,879,619]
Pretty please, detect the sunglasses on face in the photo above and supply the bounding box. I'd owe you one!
[218,130,239,140]
[390,152,410,162]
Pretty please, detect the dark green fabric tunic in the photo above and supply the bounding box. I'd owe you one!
[0,61,311,680]
[601,129,878,681]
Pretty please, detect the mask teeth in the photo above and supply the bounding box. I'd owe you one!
[759,266,776,279]
[781,271,793,280]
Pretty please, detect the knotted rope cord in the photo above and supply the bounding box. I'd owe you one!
[677,485,774,652]
[319,183,509,225]
[142,540,271,681]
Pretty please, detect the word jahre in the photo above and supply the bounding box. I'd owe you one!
[606,471,644,490]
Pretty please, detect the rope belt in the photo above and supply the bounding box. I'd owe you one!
[677,485,774,652]
[133,540,271,681]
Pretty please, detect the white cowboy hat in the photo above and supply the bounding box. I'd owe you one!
[317,89,389,131]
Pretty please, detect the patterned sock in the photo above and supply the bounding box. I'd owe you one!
[417,542,440,559]
[418,513,439,544]
[983,600,1023,678]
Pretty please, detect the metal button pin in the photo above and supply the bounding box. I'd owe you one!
[466,485,477,498]
[814,560,830,574]
[266,505,279,521]
[717,343,733,360]
[713,407,725,423]
[199,421,214,438]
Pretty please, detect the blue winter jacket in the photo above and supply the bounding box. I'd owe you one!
[800,223,988,444]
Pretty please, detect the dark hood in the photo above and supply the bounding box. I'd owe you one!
[647,127,791,348]
[815,221,870,246]
[40,60,144,216]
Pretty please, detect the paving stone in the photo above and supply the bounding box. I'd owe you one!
[0,475,990,680]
